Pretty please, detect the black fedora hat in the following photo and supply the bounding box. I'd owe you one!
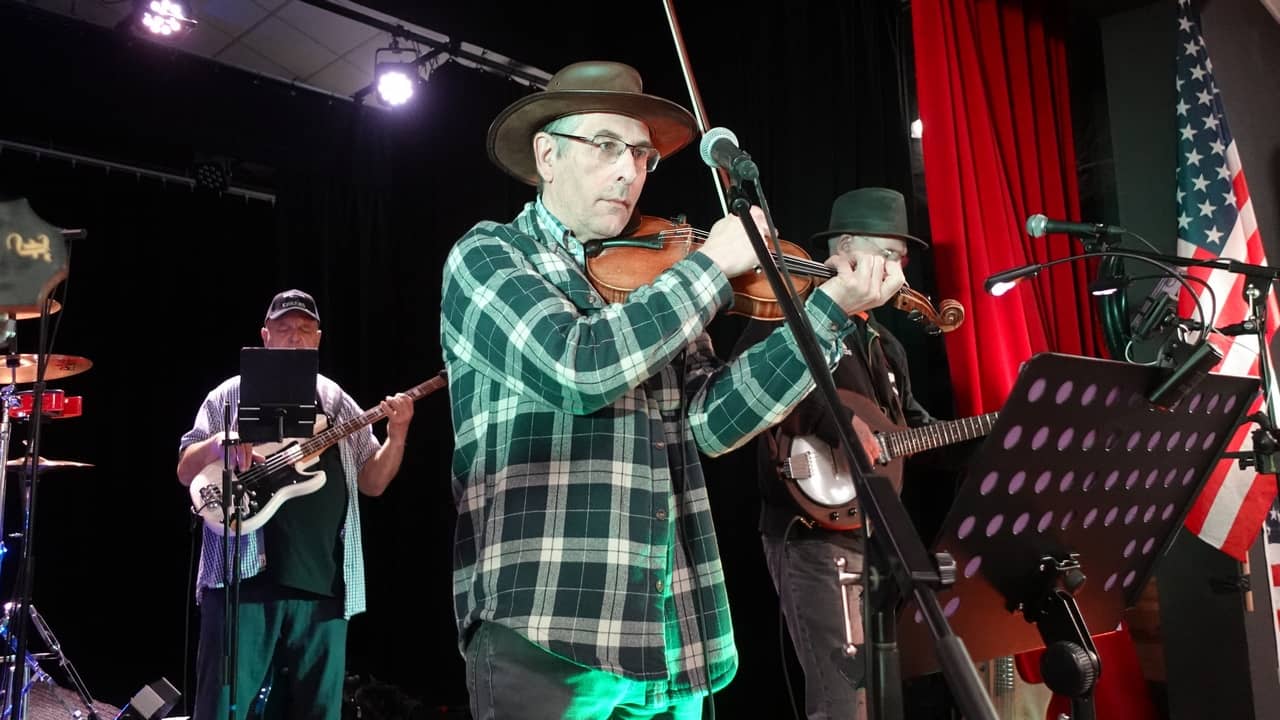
[808,188,927,255]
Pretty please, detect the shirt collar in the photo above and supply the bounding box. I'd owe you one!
[534,196,586,267]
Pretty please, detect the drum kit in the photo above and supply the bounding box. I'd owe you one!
[0,300,103,720]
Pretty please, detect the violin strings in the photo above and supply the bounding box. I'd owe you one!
[779,256,835,277]
[650,229,837,278]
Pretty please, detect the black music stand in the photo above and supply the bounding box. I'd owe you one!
[895,352,1258,720]
[237,348,318,444]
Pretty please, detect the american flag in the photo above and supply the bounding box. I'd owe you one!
[1174,0,1280,562]
[1268,506,1280,630]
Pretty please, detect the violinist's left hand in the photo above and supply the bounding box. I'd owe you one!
[817,252,905,315]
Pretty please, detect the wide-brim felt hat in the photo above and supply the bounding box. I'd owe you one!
[487,61,699,186]
[808,187,927,254]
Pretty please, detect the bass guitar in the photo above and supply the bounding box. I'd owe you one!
[189,371,447,535]
[777,388,998,531]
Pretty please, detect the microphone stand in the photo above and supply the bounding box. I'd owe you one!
[726,179,996,720]
[5,301,53,720]
[218,404,243,720]
[1218,277,1280,481]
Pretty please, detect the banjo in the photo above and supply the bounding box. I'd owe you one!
[777,388,997,531]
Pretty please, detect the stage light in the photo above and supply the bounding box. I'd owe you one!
[193,160,229,193]
[139,0,195,37]
[374,40,420,107]
[984,266,1041,297]
[376,67,415,106]
[1088,276,1126,296]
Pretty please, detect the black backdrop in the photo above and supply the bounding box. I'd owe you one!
[0,1,958,715]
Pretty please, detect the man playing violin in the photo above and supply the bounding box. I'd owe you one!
[731,187,936,720]
[440,61,905,719]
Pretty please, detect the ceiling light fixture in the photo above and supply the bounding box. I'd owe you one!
[374,39,420,107]
[138,0,196,38]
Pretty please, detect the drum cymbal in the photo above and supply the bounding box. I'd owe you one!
[0,354,91,383]
[6,301,62,321]
[5,456,93,471]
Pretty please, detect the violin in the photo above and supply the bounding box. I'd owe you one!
[644,3,963,333]
[583,215,965,332]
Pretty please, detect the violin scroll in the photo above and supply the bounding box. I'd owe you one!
[892,287,966,334]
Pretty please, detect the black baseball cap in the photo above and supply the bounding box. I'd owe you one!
[264,289,320,323]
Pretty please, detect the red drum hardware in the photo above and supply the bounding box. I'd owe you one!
[7,389,83,421]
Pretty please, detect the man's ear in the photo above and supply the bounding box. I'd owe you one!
[533,134,557,184]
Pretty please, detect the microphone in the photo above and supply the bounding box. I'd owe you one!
[984,263,1045,296]
[698,127,760,181]
[1026,214,1126,238]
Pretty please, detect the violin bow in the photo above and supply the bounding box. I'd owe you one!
[661,2,810,310]
[661,0,731,216]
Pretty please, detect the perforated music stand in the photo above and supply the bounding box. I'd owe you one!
[895,352,1258,717]
[237,348,318,443]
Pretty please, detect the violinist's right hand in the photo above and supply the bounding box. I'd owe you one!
[818,251,905,316]
[697,205,772,278]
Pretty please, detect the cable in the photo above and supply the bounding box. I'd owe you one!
[182,513,200,716]
[1120,229,1164,255]
[778,516,804,720]
[45,235,71,356]
[998,251,1216,354]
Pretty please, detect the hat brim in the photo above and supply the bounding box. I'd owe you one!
[266,308,320,322]
[487,91,699,185]
[808,228,929,254]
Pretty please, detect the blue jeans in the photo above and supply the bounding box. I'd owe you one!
[762,529,867,720]
[464,621,706,719]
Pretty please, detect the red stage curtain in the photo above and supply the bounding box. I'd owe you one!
[912,3,1153,717]
[912,0,1102,416]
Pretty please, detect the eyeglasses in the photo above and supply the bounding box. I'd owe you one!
[547,132,662,172]
[839,236,910,268]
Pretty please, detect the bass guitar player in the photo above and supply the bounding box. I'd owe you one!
[175,288,416,720]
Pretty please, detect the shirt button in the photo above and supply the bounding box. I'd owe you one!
[655,510,668,521]
[829,322,839,332]
[653,441,666,449]
[655,580,665,593]
[587,294,600,305]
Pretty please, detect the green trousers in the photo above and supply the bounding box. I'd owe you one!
[195,586,347,720]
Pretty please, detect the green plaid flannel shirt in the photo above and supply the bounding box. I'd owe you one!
[441,199,855,703]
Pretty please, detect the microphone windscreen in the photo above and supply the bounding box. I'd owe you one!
[698,127,739,168]
[1025,214,1048,238]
